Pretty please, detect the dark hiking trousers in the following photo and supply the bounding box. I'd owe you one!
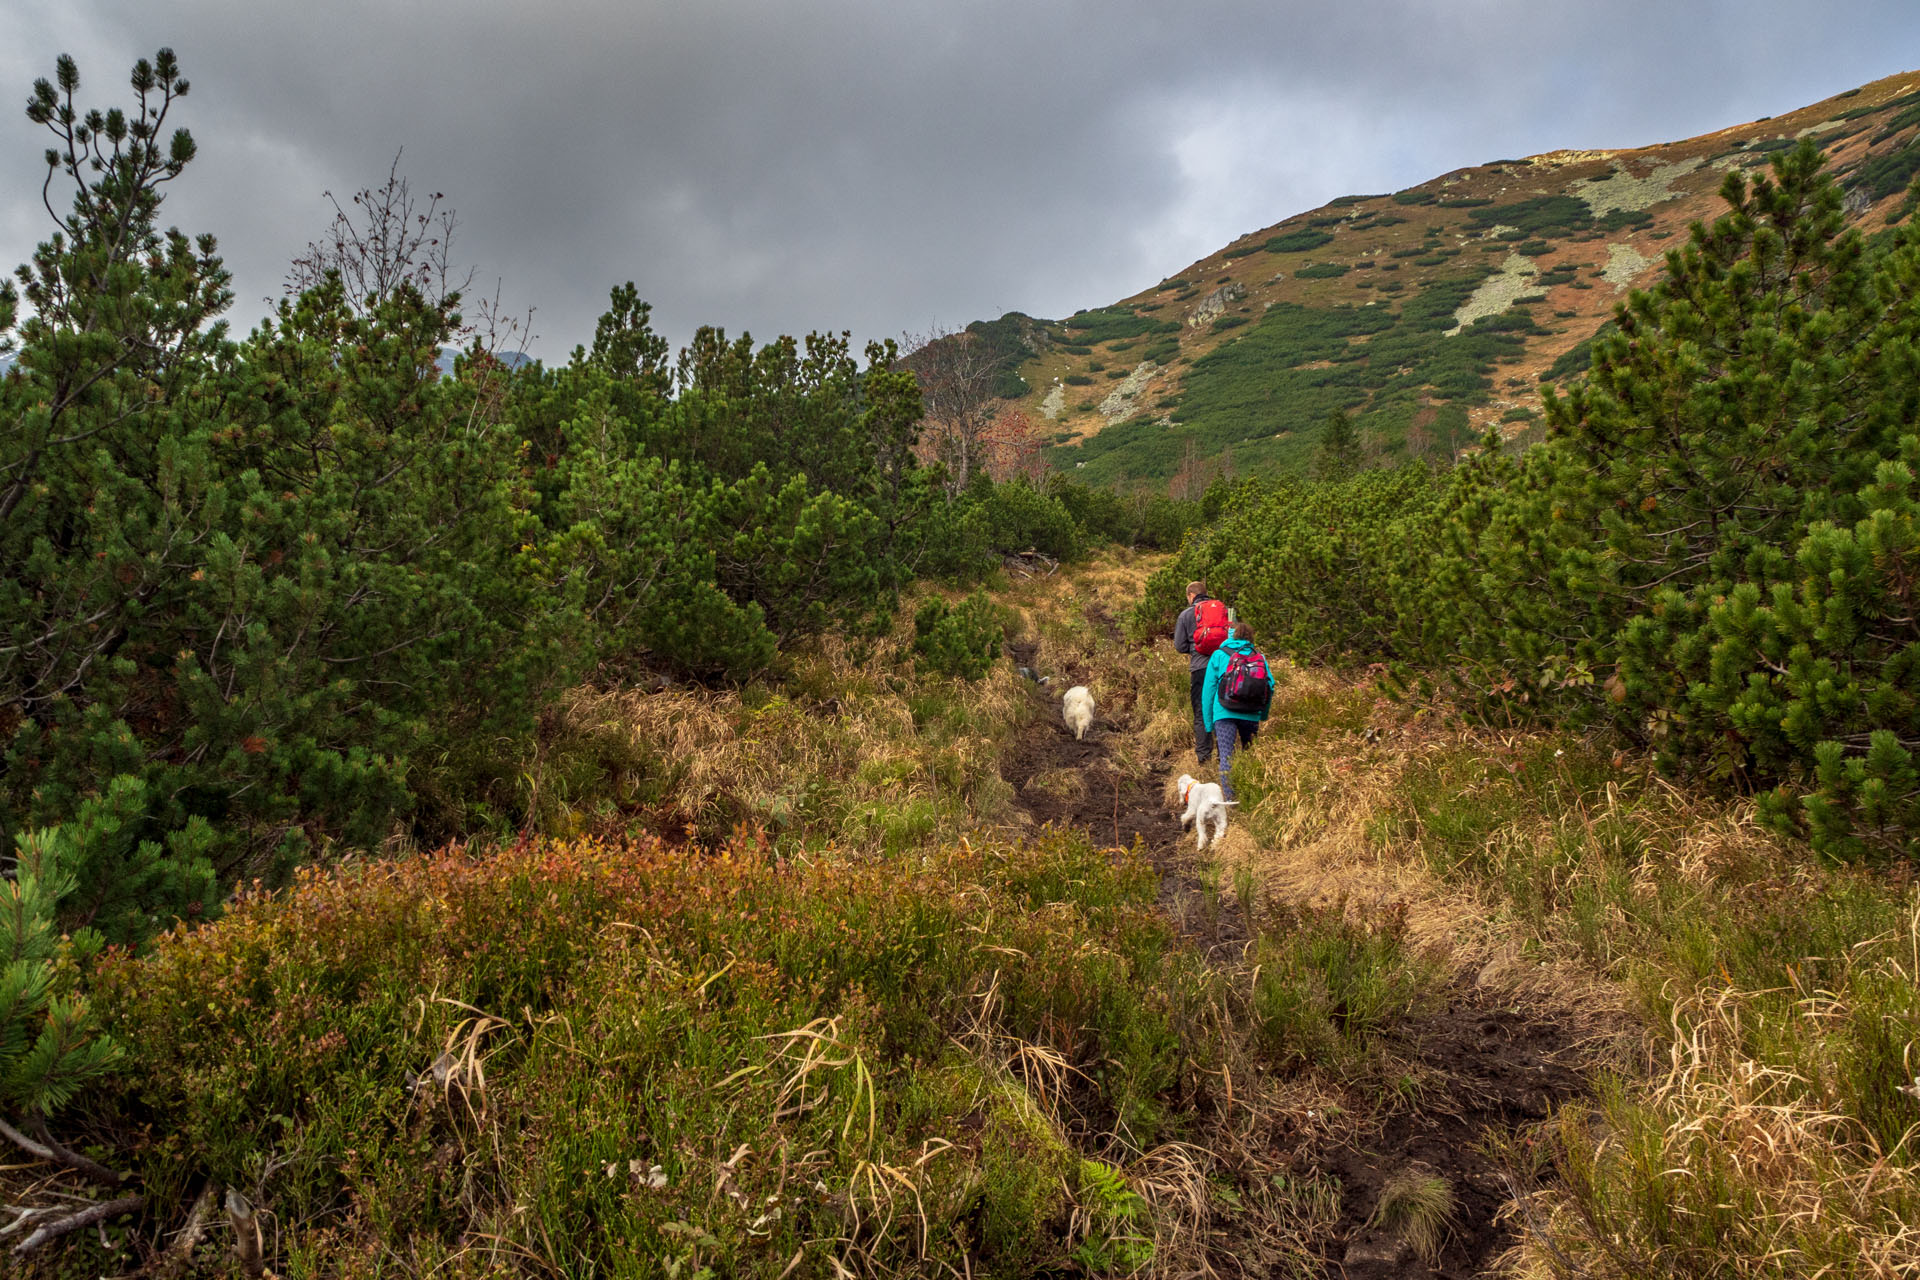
[1191,669,1212,762]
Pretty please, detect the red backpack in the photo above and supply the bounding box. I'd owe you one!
[1191,598,1230,656]
[1219,648,1272,715]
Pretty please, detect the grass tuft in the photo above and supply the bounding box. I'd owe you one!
[1369,1167,1455,1264]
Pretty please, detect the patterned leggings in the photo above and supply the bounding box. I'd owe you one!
[1214,720,1257,801]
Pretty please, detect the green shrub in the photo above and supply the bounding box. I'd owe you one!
[1140,468,1448,664]
[1247,902,1437,1067]
[1465,195,1592,238]
[1407,144,1920,857]
[983,477,1081,559]
[0,50,933,907]
[90,830,1217,1274]
[1294,262,1352,279]
[1,816,123,1117]
[1853,136,1920,201]
[1062,306,1180,343]
[1589,208,1651,234]
[1265,229,1335,253]
[914,591,1005,680]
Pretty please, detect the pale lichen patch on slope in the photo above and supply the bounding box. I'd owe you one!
[1569,155,1712,217]
[1603,242,1657,291]
[1447,254,1546,336]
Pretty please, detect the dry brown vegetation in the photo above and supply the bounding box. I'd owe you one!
[1225,663,1920,1277]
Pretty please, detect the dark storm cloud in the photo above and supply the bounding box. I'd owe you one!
[3,1,1917,358]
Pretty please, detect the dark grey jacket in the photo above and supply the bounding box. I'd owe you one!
[1173,596,1215,672]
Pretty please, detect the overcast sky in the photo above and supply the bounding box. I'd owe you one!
[2,2,1916,360]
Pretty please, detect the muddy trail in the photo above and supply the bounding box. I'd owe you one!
[1001,620,1591,1279]
[1318,996,1589,1279]
[1004,610,1197,904]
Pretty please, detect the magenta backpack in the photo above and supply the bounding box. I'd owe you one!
[1219,649,1272,715]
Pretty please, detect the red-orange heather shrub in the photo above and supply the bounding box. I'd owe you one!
[84,828,1220,1275]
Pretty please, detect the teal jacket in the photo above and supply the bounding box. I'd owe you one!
[1201,638,1273,731]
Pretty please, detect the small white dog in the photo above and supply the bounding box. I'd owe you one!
[1176,773,1236,851]
[1062,685,1095,741]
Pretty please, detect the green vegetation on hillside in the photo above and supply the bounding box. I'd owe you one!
[1061,306,1181,344]
[1044,266,1535,482]
[1264,228,1334,253]
[0,50,1211,1168]
[1147,142,1920,862]
[962,312,1043,397]
[96,828,1220,1276]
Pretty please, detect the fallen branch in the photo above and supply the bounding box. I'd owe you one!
[144,1183,216,1279]
[0,1115,128,1186]
[227,1187,264,1278]
[10,1194,145,1256]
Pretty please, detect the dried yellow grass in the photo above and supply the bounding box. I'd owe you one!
[549,596,1032,849]
[1220,667,1644,1035]
[1519,980,1920,1277]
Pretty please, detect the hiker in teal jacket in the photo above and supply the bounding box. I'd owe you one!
[1201,623,1273,802]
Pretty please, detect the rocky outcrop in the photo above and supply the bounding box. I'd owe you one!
[1186,282,1246,329]
[1039,383,1066,421]
[1099,362,1158,422]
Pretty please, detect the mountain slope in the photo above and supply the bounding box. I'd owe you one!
[973,69,1920,484]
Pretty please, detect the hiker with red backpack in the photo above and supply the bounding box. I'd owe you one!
[1201,622,1274,802]
[1173,581,1233,767]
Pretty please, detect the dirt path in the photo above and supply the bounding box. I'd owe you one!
[1324,995,1589,1278]
[999,621,1593,1278]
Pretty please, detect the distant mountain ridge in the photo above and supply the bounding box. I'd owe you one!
[435,347,534,376]
[954,69,1920,484]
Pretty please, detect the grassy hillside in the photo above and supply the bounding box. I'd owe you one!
[958,69,1920,482]
[9,553,1915,1276]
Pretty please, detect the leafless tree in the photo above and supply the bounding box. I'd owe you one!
[900,325,1003,496]
[286,149,475,317]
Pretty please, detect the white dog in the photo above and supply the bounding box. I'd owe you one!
[1176,773,1236,851]
[1062,685,1095,741]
